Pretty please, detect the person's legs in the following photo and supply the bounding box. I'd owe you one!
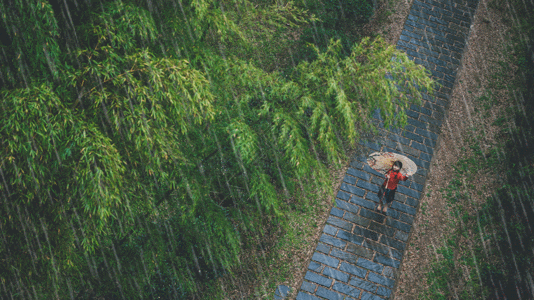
[382,189,390,213]
[377,185,385,211]
[383,189,396,213]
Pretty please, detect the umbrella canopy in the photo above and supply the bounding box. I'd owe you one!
[367,152,417,176]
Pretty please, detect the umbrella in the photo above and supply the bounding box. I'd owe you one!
[367,152,417,176]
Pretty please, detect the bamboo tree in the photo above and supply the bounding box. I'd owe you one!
[0,0,435,297]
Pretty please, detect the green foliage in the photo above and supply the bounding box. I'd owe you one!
[0,0,435,298]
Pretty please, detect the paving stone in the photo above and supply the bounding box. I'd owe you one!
[360,291,385,300]
[301,281,317,293]
[348,277,378,293]
[396,185,422,200]
[316,286,349,300]
[336,191,350,201]
[403,131,425,143]
[343,211,371,227]
[340,262,367,278]
[304,271,333,287]
[374,253,401,269]
[334,200,360,215]
[386,218,412,233]
[368,272,395,288]
[356,180,380,193]
[399,213,414,225]
[382,266,397,279]
[327,215,354,231]
[369,221,396,237]
[357,258,384,274]
[360,208,386,223]
[341,183,366,197]
[419,151,432,162]
[331,207,344,218]
[337,229,365,245]
[347,168,371,180]
[376,286,393,298]
[346,243,374,260]
[296,291,322,300]
[354,225,380,241]
[350,196,376,210]
[391,201,417,216]
[312,252,339,268]
[343,175,357,185]
[320,233,348,249]
[316,243,332,254]
[309,261,323,272]
[406,196,420,207]
[330,248,360,265]
[380,235,406,251]
[350,160,364,170]
[323,266,350,283]
[411,141,434,155]
[395,230,410,242]
[332,282,361,299]
[415,127,439,142]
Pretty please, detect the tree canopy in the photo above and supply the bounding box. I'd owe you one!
[0,0,436,297]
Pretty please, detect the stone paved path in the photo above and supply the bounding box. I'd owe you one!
[296,0,480,299]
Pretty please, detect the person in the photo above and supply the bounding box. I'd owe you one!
[377,160,411,214]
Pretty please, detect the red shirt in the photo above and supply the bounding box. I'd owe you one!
[383,169,408,190]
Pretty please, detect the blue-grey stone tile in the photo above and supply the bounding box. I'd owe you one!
[316,287,347,300]
[374,253,401,269]
[356,180,380,193]
[410,180,424,192]
[357,258,384,274]
[323,266,350,282]
[377,286,392,298]
[330,248,359,265]
[301,281,317,293]
[332,282,361,298]
[339,262,367,278]
[368,272,395,288]
[331,207,344,218]
[386,218,412,232]
[383,266,396,279]
[406,196,419,207]
[395,230,409,242]
[343,211,371,227]
[334,199,360,215]
[308,261,323,272]
[341,183,366,197]
[324,224,338,236]
[327,215,354,231]
[347,168,371,180]
[336,191,351,201]
[320,233,348,249]
[361,292,385,300]
[316,242,331,254]
[343,175,357,185]
[350,196,376,210]
[304,271,333,287]
[337,230,364,245]
[348,277,378,293]
[311,252,339,268]
[391,201,417,216]
[296,291,322,300]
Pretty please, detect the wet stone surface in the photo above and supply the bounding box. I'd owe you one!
[292,0,481,299]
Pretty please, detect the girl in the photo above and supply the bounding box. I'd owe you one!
[377,160,411,214]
